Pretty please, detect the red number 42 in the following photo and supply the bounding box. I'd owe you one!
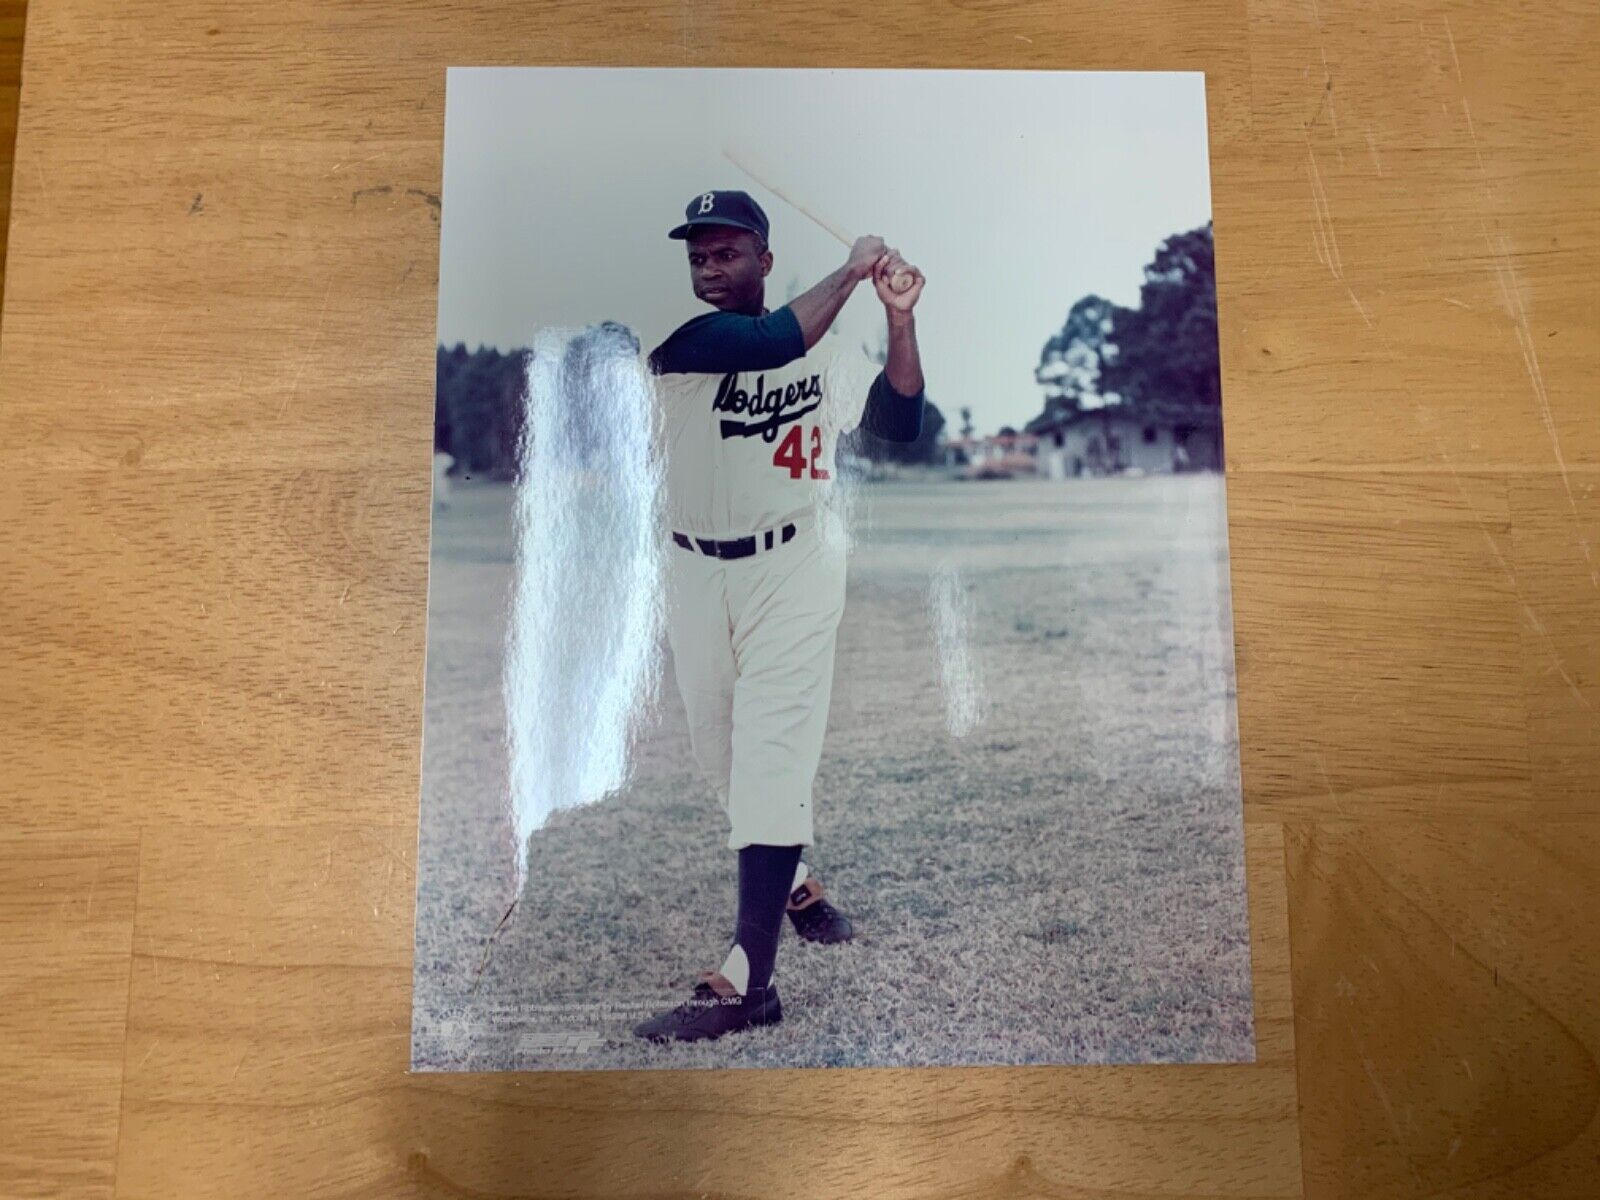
[772,425,831,480]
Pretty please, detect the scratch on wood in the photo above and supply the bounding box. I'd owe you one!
[189,193,204,215]
[374,858,396,919]
[1461,98,1484,174]
[280,282,334,418]
[328,150,389,177]
[1314,751,1349,817]
[1305,146,1344,279]
[1426,428,1592,710]
[1320,47,1339,138]
[1443,14,1462,81]
[1458,100,1591,582]
[353,828,412,874]
[1359,1049,1422,1189]
[1346,286,1373,328]
[1487,238,1579,529]
[275,1033,402,1073]
[1536,653,1593,709]
[1308,74,1333,130]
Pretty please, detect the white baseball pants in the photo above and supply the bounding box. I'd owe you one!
[665,525,847,850]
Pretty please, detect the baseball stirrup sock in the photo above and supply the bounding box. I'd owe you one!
[726,843,803,997]
[719,944,752,996]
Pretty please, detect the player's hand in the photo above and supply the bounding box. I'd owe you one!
[846,235,889,281]
[873,249,925,313]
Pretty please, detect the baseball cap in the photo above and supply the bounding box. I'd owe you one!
[668,190,770,243]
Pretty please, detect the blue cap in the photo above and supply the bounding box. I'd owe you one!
[668,190,770,243]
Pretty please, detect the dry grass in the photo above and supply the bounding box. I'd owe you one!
[411,475,1254,1070]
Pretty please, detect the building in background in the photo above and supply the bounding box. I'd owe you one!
[1031,402,1221,479]
[944,431,1040,479]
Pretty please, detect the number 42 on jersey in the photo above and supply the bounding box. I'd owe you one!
[772,424,831,480]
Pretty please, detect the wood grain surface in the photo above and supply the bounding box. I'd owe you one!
[0,1,1593,1197]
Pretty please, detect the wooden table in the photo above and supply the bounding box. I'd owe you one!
[1,2,1594,1197]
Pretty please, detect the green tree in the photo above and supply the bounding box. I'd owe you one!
[435,344,529,479]
[1030,294,1116,433]
[1099,223,1220,409]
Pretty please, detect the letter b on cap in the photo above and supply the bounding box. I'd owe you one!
[698,192,716,215]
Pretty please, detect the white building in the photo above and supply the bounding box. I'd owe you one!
[1031,404,1221,479]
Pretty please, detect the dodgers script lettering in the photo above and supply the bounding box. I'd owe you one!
[713,371,824,442]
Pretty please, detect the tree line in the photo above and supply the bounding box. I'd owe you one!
[1027,222,1222,443]
[434,342,527,480]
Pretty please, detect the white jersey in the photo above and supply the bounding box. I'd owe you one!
[649,341,879,538]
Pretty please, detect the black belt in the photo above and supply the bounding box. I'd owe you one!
[672,522,797,560]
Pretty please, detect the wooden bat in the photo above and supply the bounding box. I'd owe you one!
[720,142,916,294]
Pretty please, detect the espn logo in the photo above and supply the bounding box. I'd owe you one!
[520,1029,604,1054]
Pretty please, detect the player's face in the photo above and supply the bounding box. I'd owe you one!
[686,228,772,314]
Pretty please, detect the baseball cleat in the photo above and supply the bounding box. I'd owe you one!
[786,877,854,944]
[632,971,783,1043]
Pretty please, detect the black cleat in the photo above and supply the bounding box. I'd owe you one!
[632,971,783,1043]
[786,878,855,944]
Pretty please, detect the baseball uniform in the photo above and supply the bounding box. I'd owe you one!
[647,307,923,851]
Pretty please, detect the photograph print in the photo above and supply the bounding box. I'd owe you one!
[412,66,1253,1071]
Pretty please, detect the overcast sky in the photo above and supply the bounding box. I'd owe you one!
[437,68,1213,435]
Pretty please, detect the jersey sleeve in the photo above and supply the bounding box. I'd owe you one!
[646,307,807,375]
[855,368,925,444]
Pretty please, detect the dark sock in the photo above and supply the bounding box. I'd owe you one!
[732,843,803,997]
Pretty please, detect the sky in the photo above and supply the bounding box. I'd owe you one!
[437,68,1214,436]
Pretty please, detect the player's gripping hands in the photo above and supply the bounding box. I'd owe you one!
[846,235,889,282]
[873,249,924,314]
[843,235,925,313]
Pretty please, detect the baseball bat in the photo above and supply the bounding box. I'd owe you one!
[720,142,916,294]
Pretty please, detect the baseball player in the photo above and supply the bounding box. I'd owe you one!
[633,189,926,1043]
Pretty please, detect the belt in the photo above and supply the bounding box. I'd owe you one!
[672,522,797,560]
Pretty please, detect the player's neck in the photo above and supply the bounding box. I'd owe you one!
[725,293,765,318]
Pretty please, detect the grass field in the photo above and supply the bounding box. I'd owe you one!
[410,473,1254,1070]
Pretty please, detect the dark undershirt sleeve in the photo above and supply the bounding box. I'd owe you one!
[856,371,925,443]
[647,307,807,374]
